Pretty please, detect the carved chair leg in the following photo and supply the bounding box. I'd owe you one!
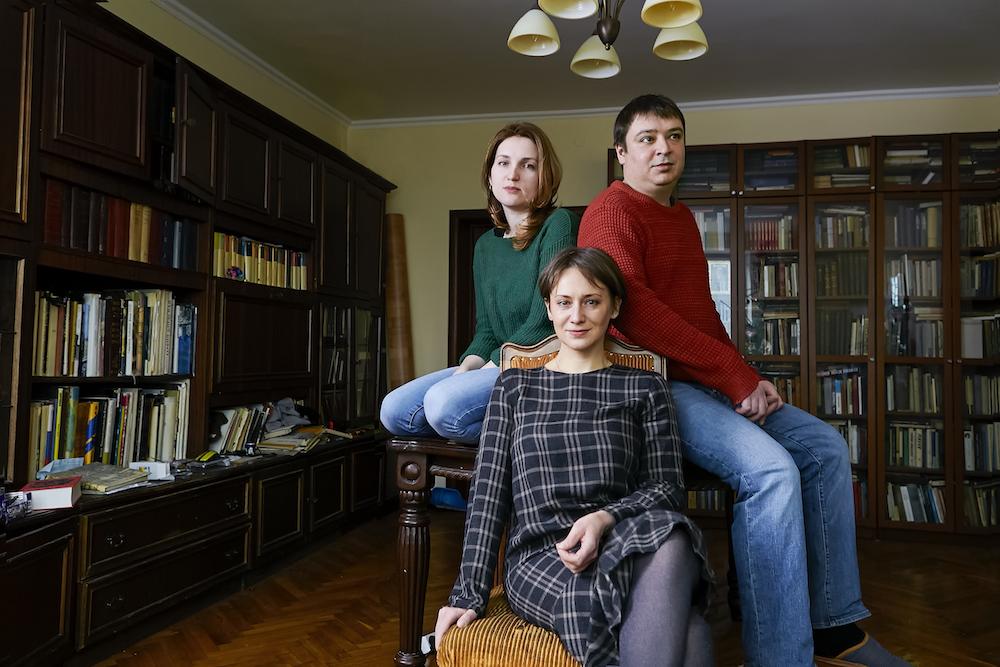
[396,481,432,666]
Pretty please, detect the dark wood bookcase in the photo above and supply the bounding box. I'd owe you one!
[679,132,999,539]
[0,3,395,665]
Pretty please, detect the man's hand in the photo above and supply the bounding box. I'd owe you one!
[434,606,478,647]
[735,380,784,425]
[556,510,616,574]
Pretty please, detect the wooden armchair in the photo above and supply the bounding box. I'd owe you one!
[389,336,738,667]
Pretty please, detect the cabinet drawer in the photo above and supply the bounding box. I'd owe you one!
[81,478,249,577]
[78,524,249,647]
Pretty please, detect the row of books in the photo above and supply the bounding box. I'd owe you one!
[959,252,998,299]
[885,255,941,299]
[886,422,944,469]
[885,309,945,358]
[32,289,195,378]
[960,313,999,359]
[886,480,946,524]
[25,381,190,480]
[678,153,731,193]
[829,419,867,466]
[212,232,309,290]
[747,312,800,356]
[816,253,868,297]
[745,214,796,250]
[813,173,870,189]
[692,209,729,251]
[957,139,999,186]
[884,203,943,248]
[964,424,998,473]
[749,258,798,298]
[963,372,998,416]
[685,483,726,512]
[817,368,865,416]
[886,365,943,414]
[851,473,868,520]
[768,373,801,407]
[816,311,868,356]
[959,201,999,249]
[963,479,998,528]
[814,144,871,171]
[44,179,199,271]
[814,208,870,249]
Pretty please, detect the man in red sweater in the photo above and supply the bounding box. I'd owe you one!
[578,94,909,667]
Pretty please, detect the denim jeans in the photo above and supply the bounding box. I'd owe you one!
[669,380,870,667]
[379,366,500,444]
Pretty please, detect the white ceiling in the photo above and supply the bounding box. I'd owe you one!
[167,0,1000,125]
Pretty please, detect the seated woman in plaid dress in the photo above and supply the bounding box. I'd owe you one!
[436,247,716,667]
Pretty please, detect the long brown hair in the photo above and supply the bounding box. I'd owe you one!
[481,122,562,251]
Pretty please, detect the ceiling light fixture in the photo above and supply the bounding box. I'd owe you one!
[508,0,708,77]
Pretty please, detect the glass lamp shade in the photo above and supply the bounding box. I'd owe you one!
[652,22,708,60]
[539,0,599,19]
[570,35,621,78]
[640,0,702,28]
[508,8,561,56]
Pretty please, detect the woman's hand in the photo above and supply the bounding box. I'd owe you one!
[735,380,784,425]
[556,510,616,574]
[453,354,487,375]
[434,606,478,647]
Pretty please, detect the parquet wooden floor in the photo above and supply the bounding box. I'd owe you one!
[93,509,999,667]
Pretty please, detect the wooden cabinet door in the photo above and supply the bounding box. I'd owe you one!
[319,159,352,292]
[6,518,75,666]
[276,135,316,230]
[354,181,385,298]
[350,441,385,512]
[307,452,346,533]
[0,1,37,235]
[174,58,218,204]
[218,104,272,224]
[40,5,151,179]
[253,464,305,563]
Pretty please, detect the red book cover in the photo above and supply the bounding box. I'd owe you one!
[108,198,130,259]
[20,476,83,510]
[44,179,65,245]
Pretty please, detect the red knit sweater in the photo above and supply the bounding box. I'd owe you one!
[579,181,761,404]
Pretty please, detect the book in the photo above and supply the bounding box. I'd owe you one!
[21,476,83,510]
[48,461,150,493]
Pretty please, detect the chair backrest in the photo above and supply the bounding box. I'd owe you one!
[500,334,667,377]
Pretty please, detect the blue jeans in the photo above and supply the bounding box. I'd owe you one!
[379,366,500,444]
[669,381,870,667]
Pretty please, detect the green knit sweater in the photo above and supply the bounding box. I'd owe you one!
[462,208,579,366]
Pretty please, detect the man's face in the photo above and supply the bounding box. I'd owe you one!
[616,113,685,204]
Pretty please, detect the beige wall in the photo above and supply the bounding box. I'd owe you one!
[349,96,999,375]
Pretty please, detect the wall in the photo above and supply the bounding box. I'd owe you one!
[349,95,999,375]
[103,0,350,150]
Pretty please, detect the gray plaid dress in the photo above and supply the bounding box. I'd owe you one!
[449,365,714,667]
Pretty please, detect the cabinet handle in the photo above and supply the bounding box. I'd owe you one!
[106,533,126,548]
[106,594,125,609]
[226,499,241,511]
[225,548,242,562]
[180,117,197,127]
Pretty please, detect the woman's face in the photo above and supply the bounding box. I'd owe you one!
[545,267,621,355]
[489,135,540,218]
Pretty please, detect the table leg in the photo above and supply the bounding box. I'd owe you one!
[395,457,431,667]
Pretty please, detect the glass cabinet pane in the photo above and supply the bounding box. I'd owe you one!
[955,135,999,187]
[881,138,944,187]
[811,142,872,190]
[355,308,375,422]
[320,303,351,427]
[742,146,799,193]
[816,362,869,519]
[814,201,871,356]
[0,255,21,481]
[690,204,732,337]
[961,364,999,530]
[744,203,800,356]
[750,361,805,410]
[882,198,944,357]
[678,148,732,196]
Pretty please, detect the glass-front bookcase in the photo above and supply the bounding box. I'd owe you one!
[956,192,999,532]
[0,252,23,482]
[880,194,951,529]
[741,199,808,409]
[689,203,734,337]
[809,195,875,523]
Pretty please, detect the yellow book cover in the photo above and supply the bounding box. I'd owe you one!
[128,203,142,261]
[139,205,152,263]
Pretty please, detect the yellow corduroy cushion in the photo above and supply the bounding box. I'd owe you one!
[438,586,581,667]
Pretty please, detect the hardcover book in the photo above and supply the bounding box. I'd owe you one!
[20,476,83,510]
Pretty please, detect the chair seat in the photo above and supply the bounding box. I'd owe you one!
[438,585,580,667]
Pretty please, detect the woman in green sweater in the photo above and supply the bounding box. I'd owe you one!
[380,122,578,444]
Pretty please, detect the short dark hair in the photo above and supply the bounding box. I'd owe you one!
[538,247,627,309]
[613,94,686,149]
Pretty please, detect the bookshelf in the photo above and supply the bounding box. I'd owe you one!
[679,131,999,539]
[1,3,395,664]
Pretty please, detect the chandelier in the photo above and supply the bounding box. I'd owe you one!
[507,0,708,79]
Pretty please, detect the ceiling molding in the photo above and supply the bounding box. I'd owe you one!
[351,84,1000,130]
[154,0,352,127]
